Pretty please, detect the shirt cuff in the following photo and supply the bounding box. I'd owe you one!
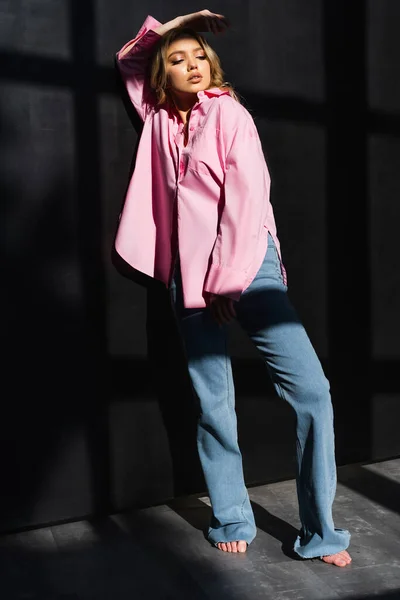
[117,15,162,60]
[203,263,249,301]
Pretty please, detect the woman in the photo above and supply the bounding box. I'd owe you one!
[115,9,352,567]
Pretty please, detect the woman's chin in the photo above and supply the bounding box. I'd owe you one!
[184,81,211,94]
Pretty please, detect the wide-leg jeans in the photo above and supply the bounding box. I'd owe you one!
[169,233,350,558]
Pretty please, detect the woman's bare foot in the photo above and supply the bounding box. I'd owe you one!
[321,550,352,567]
[216,541,247,553]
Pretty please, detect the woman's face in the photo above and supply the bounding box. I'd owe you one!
[165,37,211,98]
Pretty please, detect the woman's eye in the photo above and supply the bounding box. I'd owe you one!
[171,56,206,65]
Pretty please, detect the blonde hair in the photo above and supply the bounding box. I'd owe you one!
[149,27,240,105]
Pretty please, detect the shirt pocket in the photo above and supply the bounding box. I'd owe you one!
[187,129,224,182]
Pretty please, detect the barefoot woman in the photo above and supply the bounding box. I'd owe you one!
[115,9,352,567]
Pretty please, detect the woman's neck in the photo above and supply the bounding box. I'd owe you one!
[177,108,192,125]
[170,92,198,124]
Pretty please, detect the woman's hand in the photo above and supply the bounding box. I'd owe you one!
[208,293,237,326]
[178,9,230,35]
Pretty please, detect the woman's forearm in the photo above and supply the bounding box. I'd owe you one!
[119,9,228,58]
[118,16,182,58]
[153,16,182,36]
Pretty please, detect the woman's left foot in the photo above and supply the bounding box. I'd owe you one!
[216,541,247,553]
[321,550,352,567]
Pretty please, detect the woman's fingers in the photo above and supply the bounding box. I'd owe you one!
[210,299,225,325]
[208,14,229,34]
[221,299,233,322]
[209,17,218,35]
[209,296,236,325]
[209,296,223,325]
[228,299,237,319]
[182,10,230,34]
[214,14,230,30]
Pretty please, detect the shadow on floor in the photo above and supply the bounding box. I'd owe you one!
[346,593,400,600]
[338,461,400,516]
[167,496,300,560]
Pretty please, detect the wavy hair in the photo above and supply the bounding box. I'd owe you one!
[149,27,240,105]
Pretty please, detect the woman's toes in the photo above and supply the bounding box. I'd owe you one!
[219,542,227,552]
[321,550,352,567]
[341,550,352,564]
[216,540,247,553]
[335,550,352,565]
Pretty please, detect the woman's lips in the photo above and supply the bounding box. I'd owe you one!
[188,75,202,83]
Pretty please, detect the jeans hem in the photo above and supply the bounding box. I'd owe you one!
[293,531,351,559]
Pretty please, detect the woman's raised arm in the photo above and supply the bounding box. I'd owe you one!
[116,15,164,121]
[116,11,229,120]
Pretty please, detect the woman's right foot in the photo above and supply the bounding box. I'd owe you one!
[216,541,247,553]
[321,550,352,567]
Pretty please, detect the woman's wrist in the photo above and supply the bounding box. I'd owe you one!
[153,16,183,36]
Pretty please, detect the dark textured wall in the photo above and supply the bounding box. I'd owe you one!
[1,0,399,533]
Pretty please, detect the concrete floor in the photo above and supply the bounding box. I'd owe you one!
[1,458,399,600]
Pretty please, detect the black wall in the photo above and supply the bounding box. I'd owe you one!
[2,0,400,534]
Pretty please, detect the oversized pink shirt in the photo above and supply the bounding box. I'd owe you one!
[115,15,286,308]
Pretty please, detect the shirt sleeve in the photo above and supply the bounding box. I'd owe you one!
[116,15,162,121]
[203,103,271,301]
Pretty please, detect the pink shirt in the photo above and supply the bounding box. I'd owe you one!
[115,15,286,308]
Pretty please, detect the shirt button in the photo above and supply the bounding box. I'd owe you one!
[190,126,194,131]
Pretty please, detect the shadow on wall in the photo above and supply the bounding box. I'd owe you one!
[112,64,206,497]
[0,93,111,531]
[111,249,206,497]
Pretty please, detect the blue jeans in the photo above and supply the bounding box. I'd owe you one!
[169,233,350,558]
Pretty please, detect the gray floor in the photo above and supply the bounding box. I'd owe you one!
[1,458,400,600]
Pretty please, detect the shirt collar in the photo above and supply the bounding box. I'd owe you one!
[166,87,230,122]
[197,87,231,102]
